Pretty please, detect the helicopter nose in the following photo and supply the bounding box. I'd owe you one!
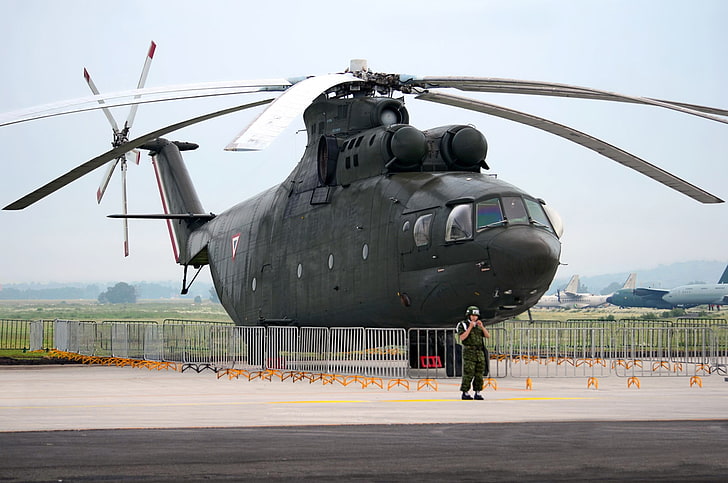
[486,227,561,288]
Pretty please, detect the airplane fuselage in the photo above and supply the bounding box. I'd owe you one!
[662,284,728,306]
[606,289,675,309]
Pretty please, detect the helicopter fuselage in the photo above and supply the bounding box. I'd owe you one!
[202,170,560,328]
[177,95,563,328]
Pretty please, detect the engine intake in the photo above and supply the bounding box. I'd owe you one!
[423,125,488,171]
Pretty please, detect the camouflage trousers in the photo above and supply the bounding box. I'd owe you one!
[460,346,485,392]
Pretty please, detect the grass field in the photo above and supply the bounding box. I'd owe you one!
[0,299,723,325]
[0,299,234,323]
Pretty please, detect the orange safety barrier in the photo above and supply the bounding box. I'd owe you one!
[612,359,643,370]
[417,379,438,391]
[387,378,410,390]
[359,377,383,389]
[576,358,607,368]
[696,364,711,374]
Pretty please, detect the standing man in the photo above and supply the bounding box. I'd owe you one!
[457,305,490,400]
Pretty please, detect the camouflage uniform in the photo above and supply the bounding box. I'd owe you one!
[457,320,487,393]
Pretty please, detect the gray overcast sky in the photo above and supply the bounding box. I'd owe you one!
[0,0,726,286]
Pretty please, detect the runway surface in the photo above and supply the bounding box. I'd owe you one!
[1,365,727,481]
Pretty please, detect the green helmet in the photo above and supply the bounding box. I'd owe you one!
[466,305,480,316]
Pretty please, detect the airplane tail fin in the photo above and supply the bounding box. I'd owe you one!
[718,264,728,284]
[564,275,579,294]
[622,273,637,290]
[140,138,211,265]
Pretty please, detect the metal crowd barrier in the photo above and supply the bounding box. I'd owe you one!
[509,327,611,378]
[614,326,714,377]
[327,327,407,379]
[711,325,728,375]
[1,319,56,351]
[9,318,728,380]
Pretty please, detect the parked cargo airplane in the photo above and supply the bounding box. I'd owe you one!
[633,265,728,308]
[661,265,728,308]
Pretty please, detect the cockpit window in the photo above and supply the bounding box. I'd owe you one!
[445,204,473,242]
[502,196,529,224]
[476,198,504,230]
[524,198,554,233]
[413,213,433,247]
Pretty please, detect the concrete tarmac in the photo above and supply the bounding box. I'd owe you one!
[1,365,727,481]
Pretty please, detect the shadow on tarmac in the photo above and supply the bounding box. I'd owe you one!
[1,420,727,481]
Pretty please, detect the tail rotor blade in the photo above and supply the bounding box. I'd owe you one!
[97,157,120,203]
[83,68,119,132]
[125,41,156,130]
[4,97,273,211]
[125,149,141,166]
[121,160,129,257]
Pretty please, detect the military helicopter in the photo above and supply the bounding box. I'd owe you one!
[2,47,726,328]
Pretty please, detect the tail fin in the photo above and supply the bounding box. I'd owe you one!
[718,265,728,284]
[141,138,210,265]
[622,273,637,290]
[564,275,579,294]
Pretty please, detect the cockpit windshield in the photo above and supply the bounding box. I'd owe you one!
[476,199,503,229]
[501,196,529,224]
[445,195,556,243]
[524,198,554,231]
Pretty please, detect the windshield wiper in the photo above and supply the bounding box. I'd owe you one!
[529,219,551,229]
[481,219,509,229]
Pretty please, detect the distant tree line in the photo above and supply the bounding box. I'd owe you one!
[0,281,218,302]
[0,285,101,300]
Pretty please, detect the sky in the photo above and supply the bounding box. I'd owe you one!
[0,0,726,287]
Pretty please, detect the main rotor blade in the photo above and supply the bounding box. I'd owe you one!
[3,98,273,210]
[225,73,363,151]
[125,41,157,130]
[0,79,291,128]
[414,77,728,122]
[417,91,723,204]
[83,68,120,132]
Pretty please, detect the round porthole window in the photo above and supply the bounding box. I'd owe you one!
[402,220,410,232]
[297,263,303,279]
[328,253,334,270]
[251,277,257,292]
[362,243,369,260]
